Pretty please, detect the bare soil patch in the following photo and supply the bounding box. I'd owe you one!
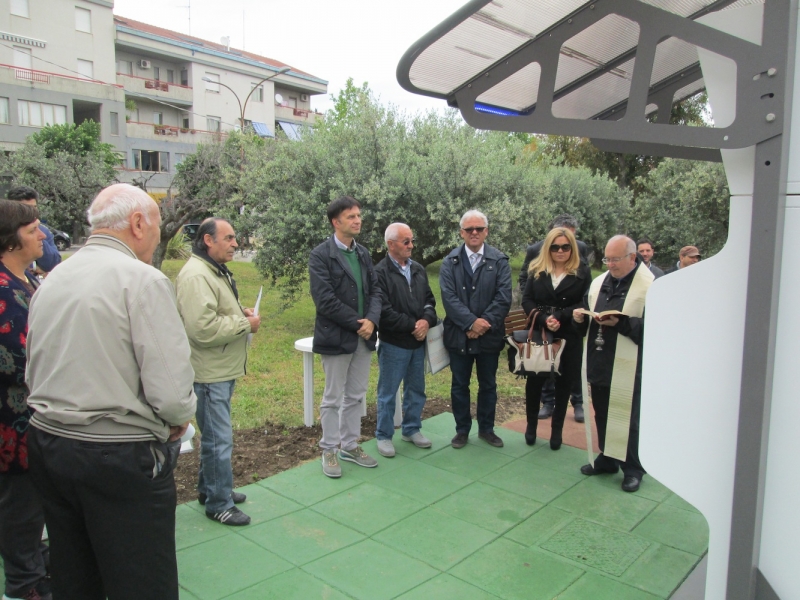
[174,395,526,504]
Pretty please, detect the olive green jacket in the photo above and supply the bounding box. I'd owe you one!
[175,255,250,383]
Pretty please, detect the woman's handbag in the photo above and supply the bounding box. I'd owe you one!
[505,310,566,377]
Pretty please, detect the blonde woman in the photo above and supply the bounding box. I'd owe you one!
[520,228,591,449]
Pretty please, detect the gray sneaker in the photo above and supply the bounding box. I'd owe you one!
[339,445,378,468]
[401,432,432,448]
[377,439,396,457]
[322,450,342,478]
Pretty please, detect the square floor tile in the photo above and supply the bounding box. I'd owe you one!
[504,505,574,547]
[341,441,414,481]
[303,539,438,600]
[238,508,365,566]
[258,460,361,507]
[179,588,200,600]
[433,482,542,534]
[526,443,590,477]
[391,430,452,459]
[621,543,702,598]
[418,412,458,437]
[373,507,497,570]
[449,538,583,600]
[558,573,661,600]
[223,568,351,599]
[395,573,501,599]
[370,461,472,504]
[632,504,709,556]
[421,444,515,480]
[175,503,232,551]
[229,483,303,525]
[663,492,702,513]
[311,483,425,536]
[471,429,536,458]
[481,458,582,503]
[550,480,658,531]
[177,534,292,600]
[581,470,671,503]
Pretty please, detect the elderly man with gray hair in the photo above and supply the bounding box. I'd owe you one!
[440,210,512,449]
[26,183,196,599]
[373,223,438,457]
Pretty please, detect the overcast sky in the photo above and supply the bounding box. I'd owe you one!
[112,0,467,115]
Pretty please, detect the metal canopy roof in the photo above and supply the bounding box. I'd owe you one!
[397,0,781,159]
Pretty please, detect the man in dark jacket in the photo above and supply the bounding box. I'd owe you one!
[574,235,654,493]
[440,210,512,449]
[309,196,382,478]
[636,238,665,279]
[374,223,438,457]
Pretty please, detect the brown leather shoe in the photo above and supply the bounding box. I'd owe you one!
[478,431,504,448]
[451,432,469,449]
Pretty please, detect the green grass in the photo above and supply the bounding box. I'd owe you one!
[162,256,531,430]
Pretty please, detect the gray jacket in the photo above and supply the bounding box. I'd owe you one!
[439,243,512,354]
[26,235,196,443]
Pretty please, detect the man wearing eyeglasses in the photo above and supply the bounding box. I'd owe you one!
[373,223,438,457]
[573,235,654,493]
[440,210,512,449]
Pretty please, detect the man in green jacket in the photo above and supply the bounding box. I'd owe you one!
[176,218,260,526]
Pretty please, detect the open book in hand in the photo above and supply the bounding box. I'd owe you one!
[574,308,624,320]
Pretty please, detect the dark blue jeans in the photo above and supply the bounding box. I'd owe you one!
[449,351,500,434]
[376,342,427,440]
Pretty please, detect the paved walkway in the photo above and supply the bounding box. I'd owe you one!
[171,412,707,599]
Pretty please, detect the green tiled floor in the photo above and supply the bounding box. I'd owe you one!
[169,412,706,599]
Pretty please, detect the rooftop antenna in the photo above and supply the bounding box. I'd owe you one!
[242,10,245,51]
[178,0,191,35]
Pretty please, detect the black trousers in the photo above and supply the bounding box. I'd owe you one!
[0,472,48,598]
[28,428,181,600]
[590,384,645,479]
[526,374,571,435]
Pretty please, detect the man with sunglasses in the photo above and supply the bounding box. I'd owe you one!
[440,210,512,449]
[373,223,438,457]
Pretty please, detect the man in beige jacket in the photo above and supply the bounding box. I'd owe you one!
[176,218,260,526]
[26,184,196,600]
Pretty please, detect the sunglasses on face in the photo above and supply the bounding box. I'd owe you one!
[549,244,572,253]
[462,227,486,234]
[392,238,415,246]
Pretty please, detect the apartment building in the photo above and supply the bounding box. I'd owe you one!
[0,0,328,190]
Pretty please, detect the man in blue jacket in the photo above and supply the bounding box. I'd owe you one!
[309,196,382,478]
[440,210,512,449]
[7,187,61,273]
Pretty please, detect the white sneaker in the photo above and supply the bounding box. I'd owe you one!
[401,432,432,448]
[377,439,396,457]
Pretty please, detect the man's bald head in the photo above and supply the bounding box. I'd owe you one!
[604,235,637,279]
[88,184,157,232]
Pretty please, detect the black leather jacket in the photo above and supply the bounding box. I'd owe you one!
[374,257,437,350]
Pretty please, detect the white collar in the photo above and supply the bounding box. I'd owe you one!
[465,244,485,259]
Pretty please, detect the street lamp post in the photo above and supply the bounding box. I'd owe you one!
[201,66,290,132]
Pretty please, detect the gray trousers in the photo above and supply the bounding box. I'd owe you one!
[319,339,371,451]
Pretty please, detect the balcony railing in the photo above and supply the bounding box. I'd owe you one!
[15,68,49,83]
[117,73,193,104]
[126,120,226,144]
[0,63,123,88]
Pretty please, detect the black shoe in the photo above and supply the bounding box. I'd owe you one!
[573,404,585,423]
[524,424,536,446]
[622,476,641,492]
[580,463,619,476]
[549,431,562,451]
[451,432,469,449]
[206,506,251,526]
[478,431,504,448]
[538,404,554,419]
[198,491,246,506]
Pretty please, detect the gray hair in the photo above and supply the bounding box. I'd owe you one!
[384,222,410,244]
[459,209,488,229]
[608,234,636,255]
[550,214,579,231]
[87,184,155,232]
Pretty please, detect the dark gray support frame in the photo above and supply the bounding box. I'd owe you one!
[398,1,797,598]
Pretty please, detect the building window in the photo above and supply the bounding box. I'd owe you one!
[153,67,160,81]
[182,117,189,129]
[109,111,119,135]
[288,97,298,108]
[133,150,169,172]
[250,84,264,102]
[10,0,29,18]
[206,116,221,132]
[18,101,67,127]
[117,60,132,75]
[13,46,32,70]
[75,7,91,33]
[0,98,9,124]
[180,69,188,86]
[153,112,163,125]
[77,59,93,79]
[204,73,219,93]
[167,69,174,84]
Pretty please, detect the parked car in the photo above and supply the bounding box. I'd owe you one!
[47,226,71,251]
[182,223,200,241]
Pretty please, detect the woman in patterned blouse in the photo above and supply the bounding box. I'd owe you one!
[0,199,49,600]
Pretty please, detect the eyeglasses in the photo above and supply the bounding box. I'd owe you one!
[549,244,572,253]
[462,227,486,234]
[392,238,415,246]
[602,255,632,264]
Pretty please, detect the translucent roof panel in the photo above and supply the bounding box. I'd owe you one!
[552,58,636,119]
[476,62,541,111]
